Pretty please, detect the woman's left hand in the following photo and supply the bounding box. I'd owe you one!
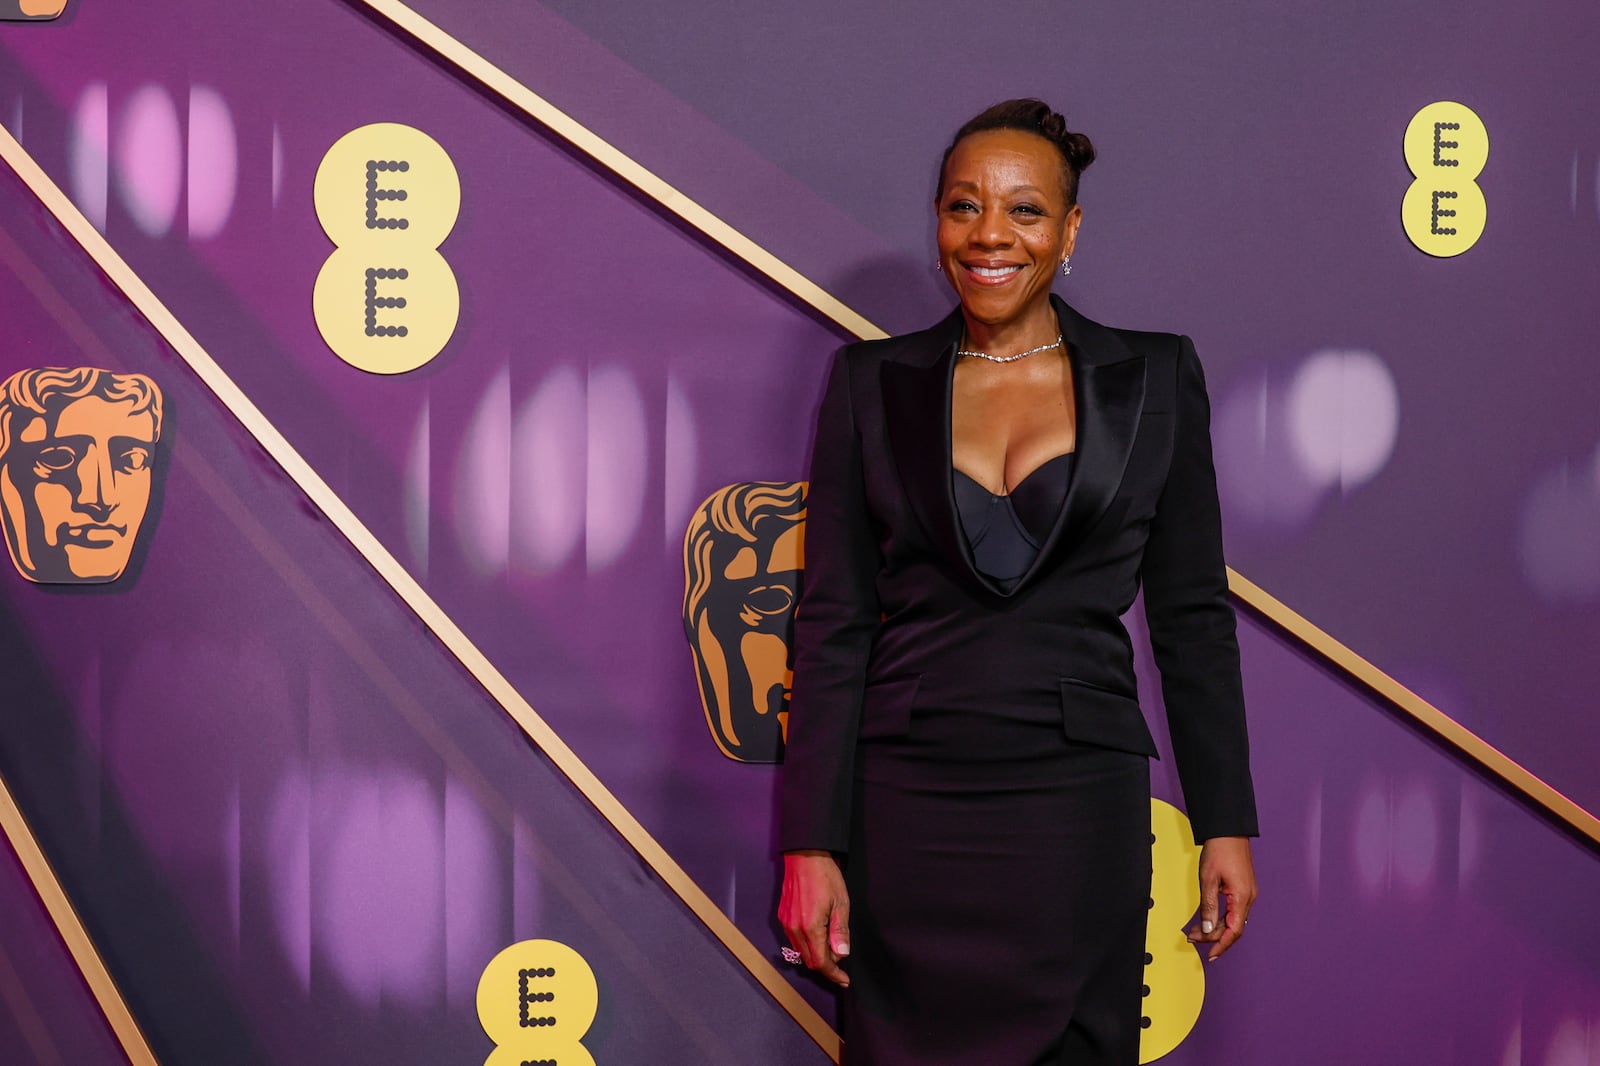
[1185,836,1256,962]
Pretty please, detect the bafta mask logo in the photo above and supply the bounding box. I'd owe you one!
[0,367,164,584]
[0,1,69,20]
[683,482,807,763]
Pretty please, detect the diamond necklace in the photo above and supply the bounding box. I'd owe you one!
[956,334,1064,364]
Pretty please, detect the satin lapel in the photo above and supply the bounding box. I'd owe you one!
[881,315,1003,595]
[881,301,1146,599]
[1008,298,1147,594]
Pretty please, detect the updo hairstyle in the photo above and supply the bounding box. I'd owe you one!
[936,99,1096,206]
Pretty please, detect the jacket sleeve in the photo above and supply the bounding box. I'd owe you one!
[778,346,883,854]
[1140,335,1259,843]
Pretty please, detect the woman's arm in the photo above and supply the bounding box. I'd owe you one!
[777,346,881,985]
[778,346,883,854]
[1139,334,1258,842]
[1140,335,1259,958]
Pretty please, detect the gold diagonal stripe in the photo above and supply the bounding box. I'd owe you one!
[352,0,1600,852]
[0,771,157,1065]
[1228,572,1599,844]
[0,123,842,1061]
[359,0,885,344]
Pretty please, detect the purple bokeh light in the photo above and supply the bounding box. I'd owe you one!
[455,366,512,576]
[68,81,108,231]
[584,363,647,571]
[186,85,236,239]
[116,83,181,237]
[512,364,586,574]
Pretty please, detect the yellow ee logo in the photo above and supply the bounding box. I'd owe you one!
[477,939,599,1066]
[1401,101,1488,257]
[312,122,461,373]
[1141,799,1204,1064]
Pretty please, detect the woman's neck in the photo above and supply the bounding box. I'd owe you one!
[960,304,1060,358]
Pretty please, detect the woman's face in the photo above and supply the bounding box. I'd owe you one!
[936,129,1081,331]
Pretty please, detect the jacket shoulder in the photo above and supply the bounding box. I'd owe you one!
[1057,299,1182,370]
[836,313,959,368]
[1098,322,1186,363]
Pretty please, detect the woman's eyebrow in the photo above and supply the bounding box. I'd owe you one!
[943,180,1046,195]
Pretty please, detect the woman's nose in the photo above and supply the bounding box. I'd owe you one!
[971,206,1012,247]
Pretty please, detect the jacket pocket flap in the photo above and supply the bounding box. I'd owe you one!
[1058,678,1158,757]
[859,676,920,739]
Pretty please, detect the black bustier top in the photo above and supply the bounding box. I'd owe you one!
[952,452,1076,589]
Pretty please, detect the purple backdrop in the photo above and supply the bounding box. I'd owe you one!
[1,1,1598,1063]
[0,839,126,1062]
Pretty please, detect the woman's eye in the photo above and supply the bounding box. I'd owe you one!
[1012,204,1043,216]
[116,447,151,473]
[947,200,977,213]
[33,445,77,473]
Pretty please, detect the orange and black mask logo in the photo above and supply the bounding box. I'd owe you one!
[683,482,807,763]
[0,367,164,584]
[1,1,69,21]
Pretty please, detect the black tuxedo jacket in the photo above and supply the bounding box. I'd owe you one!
[778,295,1258,853]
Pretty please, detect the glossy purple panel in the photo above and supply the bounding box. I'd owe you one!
[1139,609,1600,1064]
[0,838,128,1065]
[0,137,830,1064]
[2,3,848,1023]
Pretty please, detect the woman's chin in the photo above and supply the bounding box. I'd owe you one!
[958,290,1044,326]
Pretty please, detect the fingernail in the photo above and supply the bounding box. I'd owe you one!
[835,942,850,956]
[1201,920,1214,934]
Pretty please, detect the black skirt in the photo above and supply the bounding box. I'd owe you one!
[842,702,1153,1066]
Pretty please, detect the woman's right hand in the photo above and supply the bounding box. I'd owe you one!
[779,850,851,987]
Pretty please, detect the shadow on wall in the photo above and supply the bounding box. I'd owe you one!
[826,251,953,338]
[0,596,273,1065]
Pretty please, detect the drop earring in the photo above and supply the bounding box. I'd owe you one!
[935,259,944,274]
[1060,256,1072,277]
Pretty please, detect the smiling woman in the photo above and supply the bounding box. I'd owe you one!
[778,99,1259,1065]
[937,116,1086,505]
[934,105,1091,369]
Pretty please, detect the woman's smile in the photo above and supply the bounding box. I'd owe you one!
[962,262,1027,285]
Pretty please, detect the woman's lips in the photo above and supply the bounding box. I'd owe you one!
[961,263,1025,286]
